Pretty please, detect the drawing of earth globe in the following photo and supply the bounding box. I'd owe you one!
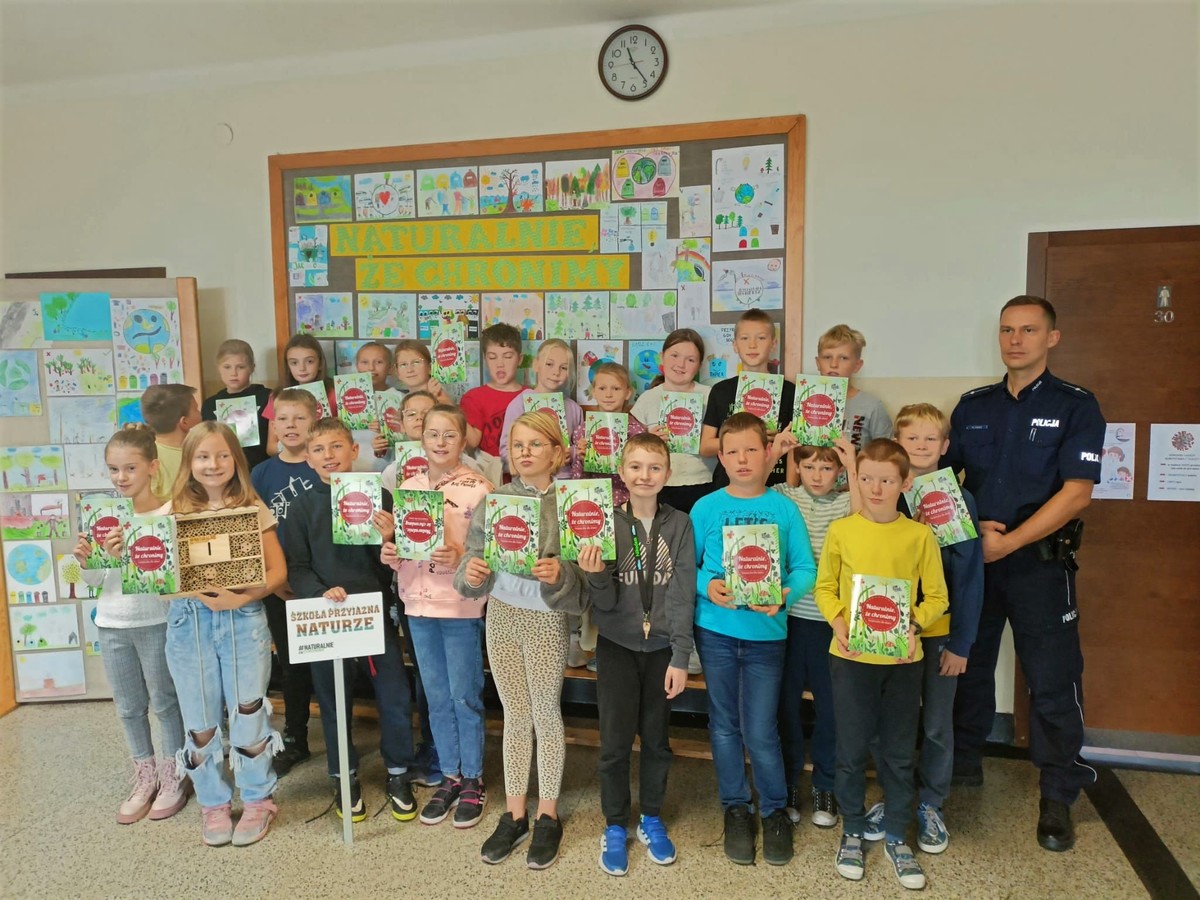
[7,543,51,585]
[122,309,171,354]
[734,183,755,204]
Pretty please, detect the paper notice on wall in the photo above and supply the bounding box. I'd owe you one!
[1093,423,1135,501]
[1147,424,1200,502]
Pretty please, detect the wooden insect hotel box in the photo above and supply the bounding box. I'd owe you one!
[174,506,266,593]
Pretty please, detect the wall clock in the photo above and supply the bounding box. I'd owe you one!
[598,25,668,101]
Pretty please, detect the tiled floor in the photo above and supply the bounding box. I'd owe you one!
[0,702,1191,898]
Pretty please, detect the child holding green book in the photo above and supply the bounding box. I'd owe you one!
[569,361,647,505]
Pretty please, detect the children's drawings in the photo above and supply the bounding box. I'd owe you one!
[479,164,543,214]
[4,540,57,603]
[416,294,480,340]
[0,445,67,493]
[354,171,415,220]
[675,238,711,284]
[10,604,79,650]
[64,444,112,490]
[334,340,371,376]
[81,599,101,654]
[0,351,43,417]
[627,340,662,395]
[295,293,354,338]
[599,206,619,253]
[679,185,711,238]
[611,147,680,200]
[15,650,86,700]
[0,301,48,349]
[610,291,676,340]
[42,349,115,397]
[1,493,70,541]
[576,342,624,406]
[294,174,353,223]
[712,144,785,252]
[676,282,711,329]
[58,553,100,601]
[417,167,479,217]
[696,324,738,383]
[712,258,784,312]
[617,225,642,254]
[544,159,610,211]
[545,292,609,340]
[639,202,668,226]
[39,292,112,342]
[288,225,328,287]
[641,230,678,290]
[116,393,145,426]
[110,297,184,389]
[357,293,417,339]
[47,397,117,444]
[481,294,544,340]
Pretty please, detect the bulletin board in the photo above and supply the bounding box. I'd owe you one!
[268,116,805,401]
[0,277,202,707]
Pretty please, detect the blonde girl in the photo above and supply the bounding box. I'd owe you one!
[498,339,581,479]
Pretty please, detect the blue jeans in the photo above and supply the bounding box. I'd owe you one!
[165,599,278,808]
[918,635,957,808]
[695,625,787,817]
[778,616,836,791]
[407,616,486,780]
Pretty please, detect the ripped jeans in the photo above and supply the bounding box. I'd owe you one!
[166,598,280,808]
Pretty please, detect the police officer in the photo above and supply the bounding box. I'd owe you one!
[942,295,1104,852]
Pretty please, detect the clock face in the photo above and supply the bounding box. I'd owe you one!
[599,25,668,101]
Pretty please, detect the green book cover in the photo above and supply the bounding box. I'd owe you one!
[330,473,383,545]
[583,412,628,475]
[430,321,467,384]
[294,380,332,419]
[376,389,407,441]
[214,396,260,448]
[660,391,704,455]
[722,523,783,606]
[393,440,429,482]
[335,373,376,431]
[392,489,444,561]
[734,372,784,432]
[848,574,912,658]
[484,493,541,576]
[79,495,132,570]
[120,514,179,595]
[790,375,847,447]
[905,467,979,547]
[522,391,570,446]
[556,479,616,561]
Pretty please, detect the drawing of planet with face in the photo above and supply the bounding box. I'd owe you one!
[122,309,171,354]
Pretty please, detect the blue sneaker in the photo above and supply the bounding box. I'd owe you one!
[863,801,886,841]
[637,814,677,865]
[599,825,628,876]
[917,802,949,854]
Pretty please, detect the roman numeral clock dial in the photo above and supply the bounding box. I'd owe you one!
[599,25,668,101]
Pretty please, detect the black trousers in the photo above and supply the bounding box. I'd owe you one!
[263,593,313,743]
[596,636,674,827]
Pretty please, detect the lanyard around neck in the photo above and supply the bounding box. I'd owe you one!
[625,503,660,638]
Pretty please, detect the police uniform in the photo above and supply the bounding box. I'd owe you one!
[941,369,1104,807]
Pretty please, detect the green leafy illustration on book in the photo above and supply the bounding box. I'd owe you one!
[583,412,628,475]
[215,396,260,448]
[734,372,784,432]
[393,489,444,561]
[722,524,782,606]
[791,375,847,447]
[848,574,912,658]
[79,495,132,570]
[120,514,179,595]
[294,380,332,419]
[393,440,429,482]
[904,467,979,547]
[331,473,382,545]
[376,389,406,441]
[660,391,704,455]
[522,392,570,446]
[557,479,616,561]
[484,493,540,576]
[430,321,467,384]
[334,373,376,431]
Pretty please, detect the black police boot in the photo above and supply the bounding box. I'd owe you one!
[1036,798,1075,852]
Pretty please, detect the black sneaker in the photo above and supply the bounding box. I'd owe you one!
[762,809,794,866]
[784,784,802,824]
[419,777,461,825]
[453,778,487,829]
[333,776,365,823]
[723,804,756,865]
[481,812,530,864]
[812,787,838,828]
[273,738,311,778]
[526,814,563,869]
[387,774,417,822]
[1036,798,1075,852]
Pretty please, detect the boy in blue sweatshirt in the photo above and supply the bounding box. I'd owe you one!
[690,412,817,867]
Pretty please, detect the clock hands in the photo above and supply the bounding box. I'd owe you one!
[627,51,649,86]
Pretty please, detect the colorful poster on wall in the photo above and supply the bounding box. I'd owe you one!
[295,292,354,338]
[116,393,145,426]
[0,301,49,349]
[639,202,668,226]
[481,293,544,340]
[675,238,711,284]
[1148,423,1200,502]
[712,144,785,252]
[4,540,57,603]
[58,553,100,600]
[81,598,101,654]
[545,292,609,341]
[599,206,619,253]
[641,230,678,290]
[480,164,543,214]
[15,650,86,700]
[679,185,711,238]
[354,171,415,220]
[42,349,114,397]
[416,294,480,340]
[544,159,610,211]
[334,340,371,375]
[10,604,80,650]
[294,174,353,223]
[48,396,117,445]
[712,258,784,312]
[696,324,738,383]
[1,493,70,541]
[0,446,68,493]
[64,444,112,490]
[1094,423,1135,501]
[610,290,676,340]
[416,167,479,217]
[39,291,112,342]
[110,297,184,389]
[357,293,417,339]
[611,147,680,200]
[627,340,662,395]
[0,350,43,417]
[576,341,624,406]
[288,225,329,287]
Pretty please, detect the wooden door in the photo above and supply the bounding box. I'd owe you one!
[1028,225,1200,737]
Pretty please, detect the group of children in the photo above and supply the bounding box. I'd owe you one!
[79,313,982,891]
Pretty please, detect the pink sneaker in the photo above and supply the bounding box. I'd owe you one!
[232,798,278,846]
[116,758,158,824]
[201,803,234,846]
[149,757,191,821]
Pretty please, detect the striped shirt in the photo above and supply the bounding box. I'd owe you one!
[773,485,853,620]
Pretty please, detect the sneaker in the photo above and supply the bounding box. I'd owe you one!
[453,778,487,829]
[863,801,886,841]
[333,776,365,823]
[567,634,587,668]
[272,738,311,778]
[723,804,756,865]
[481,812,530,864]
[387,774,417,822]
[526,814,564,869]
[201,803,234,847]
[232,798,278,846]
[637,814,676,865]
[784,785,802,825]
[419,777,461,825]
[762,809,794,866]
[687,648,702,675]
[116,758,158,824]
[835,832,865,881]
[917,802,949,854]
[812,787,838,828]
[599,824,629,876]
[1036,798,1075,852]
[885,840,926,890]
[586,656,598,673]
[149,757,190,821]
